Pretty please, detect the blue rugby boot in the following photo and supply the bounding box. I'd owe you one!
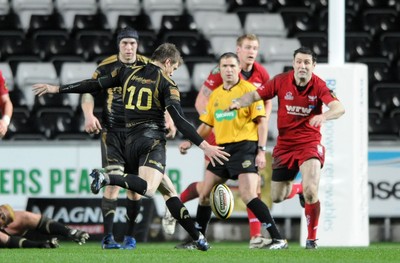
[306,239,318,249]
[90,169,109,194]
[101,234,121,249]
[122,236,136,250]
[195,233,210,251]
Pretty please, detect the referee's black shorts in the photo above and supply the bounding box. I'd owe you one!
[207,140,258,180]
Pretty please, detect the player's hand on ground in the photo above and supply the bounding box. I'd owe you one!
[179,140,192,154]
[32,84,59,96]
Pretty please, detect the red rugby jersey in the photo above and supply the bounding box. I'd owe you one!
[257,70,338,147]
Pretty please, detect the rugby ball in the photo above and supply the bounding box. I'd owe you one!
[210,184,234,219]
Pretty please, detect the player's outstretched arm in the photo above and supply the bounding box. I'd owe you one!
[32,84,60,96]
[33,79,104,97]
[198,141,229,167]
[227,90,262,111]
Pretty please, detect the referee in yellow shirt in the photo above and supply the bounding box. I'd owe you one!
[178,52,287,249]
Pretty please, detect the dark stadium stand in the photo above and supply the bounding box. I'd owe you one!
[1,0,400,140]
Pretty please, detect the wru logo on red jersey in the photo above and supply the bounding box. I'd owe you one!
[285,105,312,116]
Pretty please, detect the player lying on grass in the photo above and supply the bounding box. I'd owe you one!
[0,204,89,248]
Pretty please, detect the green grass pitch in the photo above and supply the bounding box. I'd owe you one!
[2,242,399,263]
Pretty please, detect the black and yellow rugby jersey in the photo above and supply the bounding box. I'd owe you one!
[91,54,150,130]
[60,62,204,146]
[97,63,181,141]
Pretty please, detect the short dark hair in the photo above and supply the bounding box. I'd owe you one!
[293,47,317,63]
[117,27,139,45]
[218,52,240,65]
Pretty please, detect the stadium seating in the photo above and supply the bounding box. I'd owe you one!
[33,30,75,61]
[99,0,141,32]
[356,57,394,86]
[8,88,28,109]
[244,13,287,38]
[380,32,400,62]
[368,108,399,140]
[162,31,214,63]
[295,32,328,61]
[74,30,115,61]
[55,0,98,31]
[26,12,66,37]
[259,37,301,63]
[0,11,22,33]
[142,0,184,33]
[33,92,73,110]
[209,36,238,58]
[186,0,227,15]
[263,61,292,79]
[173,63,191,93]
[70,13,111,37]
[4,107,46,140]
[345,32,376,61]
[0,0,9,15]
[15,62,59,110]
[191,63,216,91]
[362,8,400,37]
[35,107,75,139]
[0,31,40,64]
[279,7,315,37]
[372,82,400,115]
[363,0,400,9]
[227,0,270,14]
[11,0,54,32]
[136,31,158,57]
[59,62,97,110]
[318,9,364,32]
[159,14,198,35]
[194,12,242,39]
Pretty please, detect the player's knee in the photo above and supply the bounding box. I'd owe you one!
[105,165,124,175]
[198,194,210,206]
[272,191,286,203]
[144,188,156,198]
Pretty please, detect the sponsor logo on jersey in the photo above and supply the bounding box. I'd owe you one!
[180,207,189,219]
[242,160,252,168]
[170,88,180,99]
[284,92,294,100]
[285,105,312,116]
[206,79,215,87]
[308,95,317,101]
[215,109,236,121]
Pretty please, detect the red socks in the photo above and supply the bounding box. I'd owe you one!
[180,182,199,203]
[247,207,261,238]
[305,200,320,240]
